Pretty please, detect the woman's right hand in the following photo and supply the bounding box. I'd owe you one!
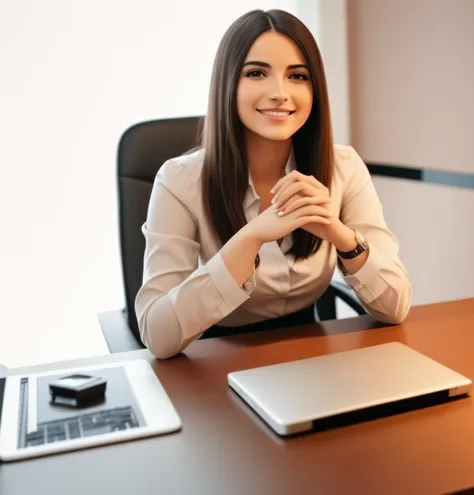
[242,201,332,245]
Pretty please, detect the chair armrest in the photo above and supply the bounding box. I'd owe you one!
[329,281,366,316]
[97,309,144,353]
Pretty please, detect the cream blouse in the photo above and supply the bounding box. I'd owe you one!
[135,145,411,358]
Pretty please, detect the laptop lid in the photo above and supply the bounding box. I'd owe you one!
[228,342,472,436]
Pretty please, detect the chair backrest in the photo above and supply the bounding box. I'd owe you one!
[117,116,203,342]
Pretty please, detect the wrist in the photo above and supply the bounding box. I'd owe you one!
[239,225,263,252]
[221,225,262,287]
[328,220,358,252]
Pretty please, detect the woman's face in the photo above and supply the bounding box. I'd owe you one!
[237,31,313,143]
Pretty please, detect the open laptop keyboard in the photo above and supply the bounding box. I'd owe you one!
[24,406,139,447]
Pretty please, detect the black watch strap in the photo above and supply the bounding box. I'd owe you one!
[336,229,368,259]
[336,243,367,259]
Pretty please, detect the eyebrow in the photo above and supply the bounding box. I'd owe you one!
[242,61,309,70]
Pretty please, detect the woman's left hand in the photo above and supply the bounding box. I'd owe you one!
[270,171,340,241]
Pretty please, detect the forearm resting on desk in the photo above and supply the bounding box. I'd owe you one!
[136,228,262,360]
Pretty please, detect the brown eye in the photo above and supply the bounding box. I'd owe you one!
[290,73,310,81]
[246,70,265,78]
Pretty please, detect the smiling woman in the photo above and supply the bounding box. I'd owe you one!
[202,10,334,259]
[238,45,313,139]
[135,9,412,359]
[236,32,315,214]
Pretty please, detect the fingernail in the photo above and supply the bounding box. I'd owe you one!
[270,188,275,194]
[278,211,284,216]
[271,198,276,204]
[273,204,279,211]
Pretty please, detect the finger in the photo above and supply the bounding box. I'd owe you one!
[275,193,331,213]
[307,175,329,193]
[272,171,328,196]
[270,177,285,196]
[271,169,321,196]
[272,182,309,208]
[274,181,327,210]
[278,196,332,217]
[293,204,332,222]
[270,169,303,194]
[273,192,303,210]
[295,215,332,228]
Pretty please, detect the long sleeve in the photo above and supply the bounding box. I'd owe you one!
[135,162,256,359]
[339,147,412,324]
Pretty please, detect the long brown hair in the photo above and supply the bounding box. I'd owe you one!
[201,9,334,261]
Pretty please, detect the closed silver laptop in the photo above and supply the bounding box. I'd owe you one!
[228,342,472,435]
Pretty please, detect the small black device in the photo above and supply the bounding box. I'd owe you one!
[49,374,107,407]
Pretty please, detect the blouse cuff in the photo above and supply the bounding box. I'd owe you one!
[242,270,256,294]
[342,247,389,303]
[207,252,255,311]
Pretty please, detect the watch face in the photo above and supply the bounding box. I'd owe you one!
[355,230,369,249]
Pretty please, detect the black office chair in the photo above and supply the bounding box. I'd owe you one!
[98,116,366,353]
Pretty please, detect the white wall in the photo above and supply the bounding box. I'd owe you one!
[348,0,474,174]
[0,1,299,368]
[297,0,350,145]
[372,177,474,305]
[347,0,474,305]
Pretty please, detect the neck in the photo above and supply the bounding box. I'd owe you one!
[245,131,292,185]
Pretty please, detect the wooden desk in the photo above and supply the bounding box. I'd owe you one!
[1,299,473,495]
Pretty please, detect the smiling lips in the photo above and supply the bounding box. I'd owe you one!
[257,108,295,119]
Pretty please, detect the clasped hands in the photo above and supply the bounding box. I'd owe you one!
[270,170,340,242]
[243,170,352,248]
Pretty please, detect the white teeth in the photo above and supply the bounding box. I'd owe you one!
[260,111,291,117]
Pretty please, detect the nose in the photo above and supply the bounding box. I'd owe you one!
[268,77,289,103]
[268,93,288,104]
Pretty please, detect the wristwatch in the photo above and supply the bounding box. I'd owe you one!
[336,229,369,259]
